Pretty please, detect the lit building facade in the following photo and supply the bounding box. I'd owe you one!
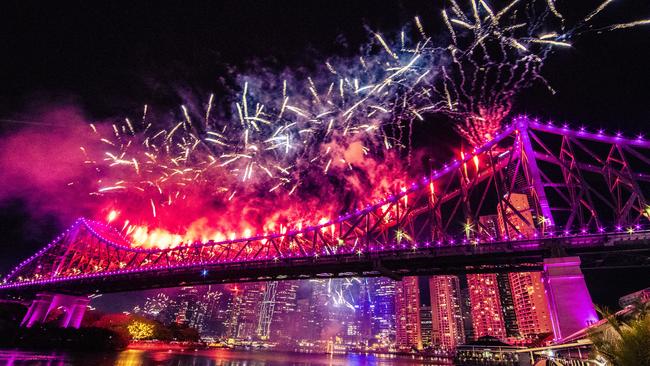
[237,283,266,339]
[429,275,465,350]
[395,276,422,350]
[270,281,299,341]
[509,272,552,338]
[419,305,432,348]
[497,193,536,239]
[371,277,396,346]
[496,272,521,339]
[467,274,506,340]
[174,287,207,331]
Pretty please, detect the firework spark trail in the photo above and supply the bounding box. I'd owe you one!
[88,0,647,248]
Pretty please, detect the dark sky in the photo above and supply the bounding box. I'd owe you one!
[0,0,649,309]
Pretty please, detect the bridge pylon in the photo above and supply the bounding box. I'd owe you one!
[542,257,598,341]
[21,293,89,329]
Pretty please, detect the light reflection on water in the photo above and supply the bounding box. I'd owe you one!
[0,349,452,366]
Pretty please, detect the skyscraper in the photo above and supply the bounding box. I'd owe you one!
[497,193,536,239]
[429,275,465,350]
[257,281,277,340]
[496,272,521,338]
[458,275,475,342]
[508,272,552,338]
[224,285,243,338]
[174,287,207,331]
[395,276,422,351]
[203,287,230,337]
[467,274,507,340]
[270,281,299,342]
[237,283,266,339]
[419,305,432,348]
[370,277,396,347]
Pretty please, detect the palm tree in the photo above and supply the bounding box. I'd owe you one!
[589,301,650,366]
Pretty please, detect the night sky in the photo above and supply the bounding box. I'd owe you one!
[0,0,649,309]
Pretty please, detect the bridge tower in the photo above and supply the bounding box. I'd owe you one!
[517,118,598,341]
[21,293,89,328]
[543,257,598,341]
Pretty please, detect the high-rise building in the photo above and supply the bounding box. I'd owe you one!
[237,283,266,339]
[370,278,396,346]
[270,281,299,341]
[497,193,536,239]
[174,287,207,331]
[467,274,507,340]
[309,280,330,341]
[429,276,465,350]
[395,276,422,351]
[202,287,231,337]
[478,214,499,239]
[458,276,475,342]
[224,285,243,338]
[257,281,278,340]
[420,305,432,348]
[496,273,520,338]
[357,279,374,342]
[508,272,552,338]
[294,297,314,341]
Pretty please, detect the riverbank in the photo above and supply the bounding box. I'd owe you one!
[0,325,129,351]
[0,348,456,366]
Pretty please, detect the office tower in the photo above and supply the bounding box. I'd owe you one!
[395,276,422,350]
[420,305,432,347]
[509,272,552,338]
[270,281,299,341]
[429,276,465,350]
[237,282,266,339]
[174,287,207,331]
[370,277,396,346]
[478,214,499,239]
[257,281,278,340]
[203,287,231,337]
[458,275,475,342]
[497,193,536,239]
[496,272,521,338]
[467,274,507,340]
[223,284,244,338]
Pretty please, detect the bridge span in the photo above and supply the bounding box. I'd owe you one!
[2,116,650,340]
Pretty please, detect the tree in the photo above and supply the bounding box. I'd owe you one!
[128,321,155,340]
[590,302,650,366]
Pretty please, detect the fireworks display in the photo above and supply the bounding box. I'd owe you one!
[73,0,647,249]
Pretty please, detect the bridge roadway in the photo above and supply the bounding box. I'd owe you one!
[2,230,649,296]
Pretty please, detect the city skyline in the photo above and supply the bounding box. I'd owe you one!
[110,270,565,351]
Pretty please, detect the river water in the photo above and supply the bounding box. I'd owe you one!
[0,349,454,366]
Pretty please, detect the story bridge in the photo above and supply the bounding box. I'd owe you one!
[2,116,650,339]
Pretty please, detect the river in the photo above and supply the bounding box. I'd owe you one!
[0,349,455,366]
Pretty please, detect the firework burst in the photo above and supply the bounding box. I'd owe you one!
[84,0,647,248]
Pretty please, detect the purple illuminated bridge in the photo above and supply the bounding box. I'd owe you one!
[2,117,650,339]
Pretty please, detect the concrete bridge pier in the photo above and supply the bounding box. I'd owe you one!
[543,257,598,341]
[21,293,90,328]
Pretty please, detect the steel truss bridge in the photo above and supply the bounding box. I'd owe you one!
[2,116,650,295]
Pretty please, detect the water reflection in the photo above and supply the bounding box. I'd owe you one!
[0,349,451,366]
